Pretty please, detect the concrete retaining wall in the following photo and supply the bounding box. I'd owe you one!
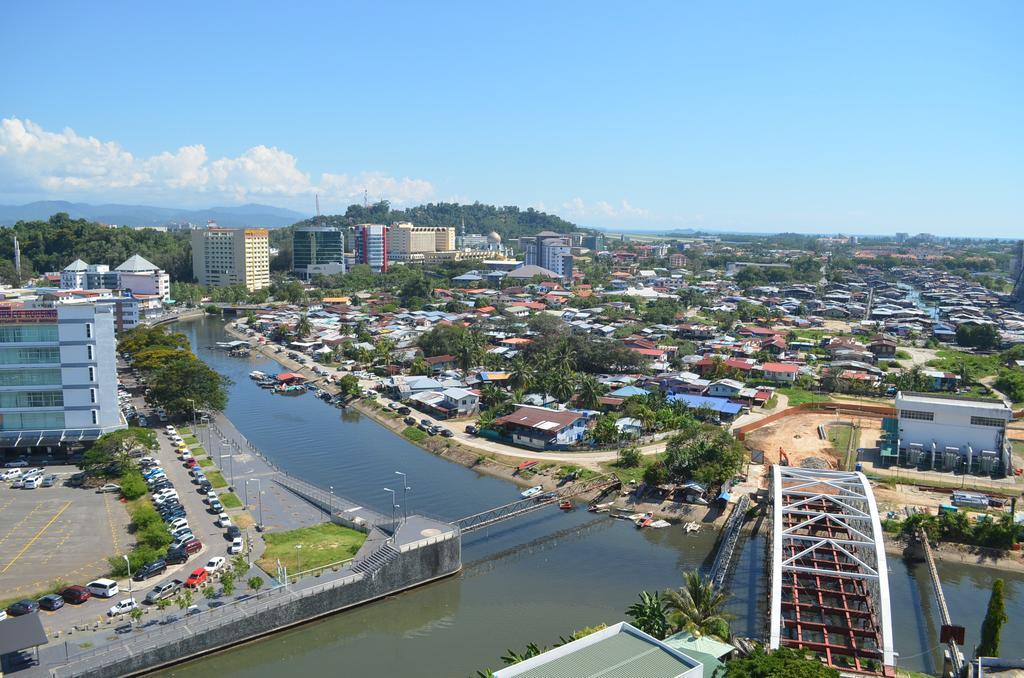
[63,537,461,677]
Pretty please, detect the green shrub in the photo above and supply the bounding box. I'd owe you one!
[120,470,148,500]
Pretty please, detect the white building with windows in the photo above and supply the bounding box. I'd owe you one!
[894,391,1013,474]
[0,302,124,452]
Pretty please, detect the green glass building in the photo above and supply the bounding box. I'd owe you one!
[292,226,346,280]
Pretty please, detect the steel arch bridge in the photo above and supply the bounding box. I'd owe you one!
[769,467,895,675]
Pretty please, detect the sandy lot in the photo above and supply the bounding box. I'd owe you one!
[743,412,884,469]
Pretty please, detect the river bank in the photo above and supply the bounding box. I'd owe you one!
[220,319,716,523]
[883,535,1024,573]
[221,319,567,491]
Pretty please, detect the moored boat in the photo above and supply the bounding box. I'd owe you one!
[520,485,543,498]
[634,512,654,529]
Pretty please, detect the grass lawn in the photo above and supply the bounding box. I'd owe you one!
[181,434,198,445]
[207,471,228,488]
[402,426,427,442]
[220,492,242,509]
[191,446,207,456]
[257,523,367,575]
[777,387,831,406]
[198,458,214,467]
[928,348,1002,377]
[827,424,861,470]
[600,459,652,485]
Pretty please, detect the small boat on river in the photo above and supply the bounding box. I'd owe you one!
[249,370,267,380]
[683,521,700,533]
[559,500,574,510]
[635,512,654,529]
[520,485,543,499]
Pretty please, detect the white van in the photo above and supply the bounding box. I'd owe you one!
[87,578,120,598]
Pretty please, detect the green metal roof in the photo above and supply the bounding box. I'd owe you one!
[502,631,698,678]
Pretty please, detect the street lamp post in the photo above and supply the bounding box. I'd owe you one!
[329,485,335,516]
[384,488,397,537]
[123,555,133,595]
[395,471,410,521]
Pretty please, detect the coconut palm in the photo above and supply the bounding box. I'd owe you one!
[551,371,576,404]
[576,374,606,410]
[509,356,532,392]
[626,590,670,640]
[294,314,312,339]
[663,571,731,640]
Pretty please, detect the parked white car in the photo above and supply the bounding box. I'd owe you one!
[217,513,232,528]
[228,537,243,555]
[203,556,226,576]
[107,598,138,616]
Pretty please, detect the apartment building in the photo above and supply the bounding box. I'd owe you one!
[522,231,573,280]
[292,226,346,280]
[353,224,389,273]
[0,303,124,452]
[191,226,270,291]
[386,222,456,262]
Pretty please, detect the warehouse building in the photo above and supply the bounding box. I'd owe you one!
[886,391,1014,475]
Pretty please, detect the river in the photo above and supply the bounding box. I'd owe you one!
[161,318,1022,676]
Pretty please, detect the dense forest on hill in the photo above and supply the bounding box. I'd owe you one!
[0,213,193,284]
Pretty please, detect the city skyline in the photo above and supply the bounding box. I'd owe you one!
[2,1,1021,236]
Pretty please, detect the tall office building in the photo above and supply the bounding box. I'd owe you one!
[191,226,270,291]
[522,231,574,281]
[292,226,346,280]
[0,302,124,452]
[353,224,389,273]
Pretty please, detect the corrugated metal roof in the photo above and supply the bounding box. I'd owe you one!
[505,632,695,678]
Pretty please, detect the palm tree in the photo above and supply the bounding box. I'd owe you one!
[626,591,670,640]
[480,384,510,412]
[509,356,532,392]
[477,409,497,431]
[375,338,395,367]
[663,571,731,640]
[551,371,576,404]
[554,340,577,373]
[576,374,605,410]
[501,643,544,665]
[294,314,312,339]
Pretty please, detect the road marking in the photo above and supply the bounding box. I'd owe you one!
[0,501,48,548]
[1,501,72,574]
[103,493,121,553]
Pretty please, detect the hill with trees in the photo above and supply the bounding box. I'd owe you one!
[0,212,193,284]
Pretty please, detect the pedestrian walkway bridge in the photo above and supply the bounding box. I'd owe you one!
[768,467,895,676]
[455,474,621,533]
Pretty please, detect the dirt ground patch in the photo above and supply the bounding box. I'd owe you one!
[743,412,884,469]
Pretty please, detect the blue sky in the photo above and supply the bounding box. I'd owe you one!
[1,1,1021,235]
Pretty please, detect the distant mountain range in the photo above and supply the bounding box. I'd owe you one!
[0,201,309,228]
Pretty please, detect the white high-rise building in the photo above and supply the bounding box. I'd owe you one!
[0,302,124,452]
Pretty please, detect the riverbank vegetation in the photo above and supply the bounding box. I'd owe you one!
[257,523,367,575]
[120,325,231,416]
[898,510,1021,550]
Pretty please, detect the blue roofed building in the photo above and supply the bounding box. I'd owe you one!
[666,393,743,420]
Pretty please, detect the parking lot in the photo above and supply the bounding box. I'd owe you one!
[0,468,130,598]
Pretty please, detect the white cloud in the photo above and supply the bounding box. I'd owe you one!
[0,117,434,207]
[561,197,650,220]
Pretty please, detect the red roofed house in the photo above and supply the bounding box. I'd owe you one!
[493,405,590,449]
[762,362,799,383]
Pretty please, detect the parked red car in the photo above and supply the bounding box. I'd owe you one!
[61,585,92,604]
[185,568,208,588]
[185,458,198,469]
